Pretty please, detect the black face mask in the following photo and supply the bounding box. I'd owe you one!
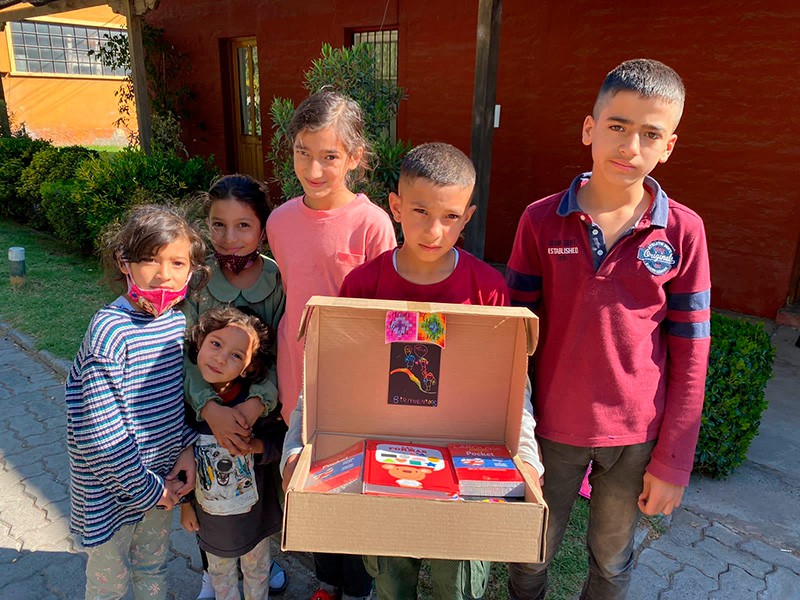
[214,247,260,275]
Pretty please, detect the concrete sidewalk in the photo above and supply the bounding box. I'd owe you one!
[1,321,798,599]
[627,324,800,599]
[0,331,316,600]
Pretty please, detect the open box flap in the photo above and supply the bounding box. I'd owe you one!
[300,296,538,454]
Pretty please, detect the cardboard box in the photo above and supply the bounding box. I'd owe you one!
[282,296,548,563]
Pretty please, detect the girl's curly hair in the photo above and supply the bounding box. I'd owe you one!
[187,306,274,384]
[100,203,210,294]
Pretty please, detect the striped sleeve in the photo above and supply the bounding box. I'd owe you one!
[71,354,165,510]
[665,290,711,339]
[506,208,543,314]
[181,420,200,449]
[648,219,712,487]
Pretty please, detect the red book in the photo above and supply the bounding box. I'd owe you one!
[363,440,459,500]
[304,441,364,493]
[448,443,525,498]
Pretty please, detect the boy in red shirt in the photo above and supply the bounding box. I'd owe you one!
[282,143,544,600]
[506,60,711,599]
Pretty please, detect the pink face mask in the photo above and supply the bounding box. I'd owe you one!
[125,269,192,317]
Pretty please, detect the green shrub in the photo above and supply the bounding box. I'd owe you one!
[694,313,775,478]
[268,43,409,217]
[67,148,218,250]
[0,135,52,221]
[40,180,87,246]
[20,146,98,229]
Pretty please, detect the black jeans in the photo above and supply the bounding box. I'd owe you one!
[314,552,374,597]
[508,438,657,600]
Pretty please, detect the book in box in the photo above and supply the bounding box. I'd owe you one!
[448,443,525,498]
[363,440,459,500]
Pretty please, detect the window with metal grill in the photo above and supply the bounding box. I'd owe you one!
[9,20,127,77]
[352,28,398,142]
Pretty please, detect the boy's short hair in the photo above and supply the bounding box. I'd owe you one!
[400,142,476,189]
[594,59,685,127]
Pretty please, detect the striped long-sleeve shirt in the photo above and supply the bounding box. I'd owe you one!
[506,173,711,486]
[66,298,198,547]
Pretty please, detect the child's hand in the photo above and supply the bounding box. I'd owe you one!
[638,472,685,516]
[157,479,182,509]
[201,401,252,455]
[282,454,300,492]
[249,438,264,455]
[237,397,266,428]
[180,503,199,533]
[166,445,196,497]
[523,462,544,495]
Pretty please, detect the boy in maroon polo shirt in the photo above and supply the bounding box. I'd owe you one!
[506,60,711,599]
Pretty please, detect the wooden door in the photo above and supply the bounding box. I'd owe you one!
[230,38,263,180]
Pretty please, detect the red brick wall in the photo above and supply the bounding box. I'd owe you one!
[489,1,800,318]
[147,0,800,318]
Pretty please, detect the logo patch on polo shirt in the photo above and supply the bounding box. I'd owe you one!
[637,240,678,275]
[547,239,579,258]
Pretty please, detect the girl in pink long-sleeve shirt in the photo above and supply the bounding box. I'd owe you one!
[265,90,396,600]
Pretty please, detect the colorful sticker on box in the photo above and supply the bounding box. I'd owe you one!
[417,312,446,348]
[385,311,447,348]
[385,311,417,343]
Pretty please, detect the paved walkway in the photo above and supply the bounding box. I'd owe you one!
[1,323,799,599]
[0,332,315,600]
[627,324,800,599]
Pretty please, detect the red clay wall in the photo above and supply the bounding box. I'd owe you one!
[147,0,800,318]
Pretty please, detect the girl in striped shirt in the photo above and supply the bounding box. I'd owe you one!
[66,204,210,600]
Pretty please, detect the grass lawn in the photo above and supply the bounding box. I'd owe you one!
[84,144,125,153]
[0,219,113,360]
[419,497,590,600]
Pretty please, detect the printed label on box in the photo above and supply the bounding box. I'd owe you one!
[387,342,441,407]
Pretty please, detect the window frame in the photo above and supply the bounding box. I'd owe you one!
[350,26,400,143]
[6,18,128,80]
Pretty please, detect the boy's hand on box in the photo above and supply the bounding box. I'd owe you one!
[638,472,685,516]
[524,462,544,495]
[166,445,196,497]
[180,503,199,532]
[282,454,300,493]
[201,401,252,455]
[237,397,266,428]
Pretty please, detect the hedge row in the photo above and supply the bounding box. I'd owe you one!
[0,135,219,251]
[694,313,775,479]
